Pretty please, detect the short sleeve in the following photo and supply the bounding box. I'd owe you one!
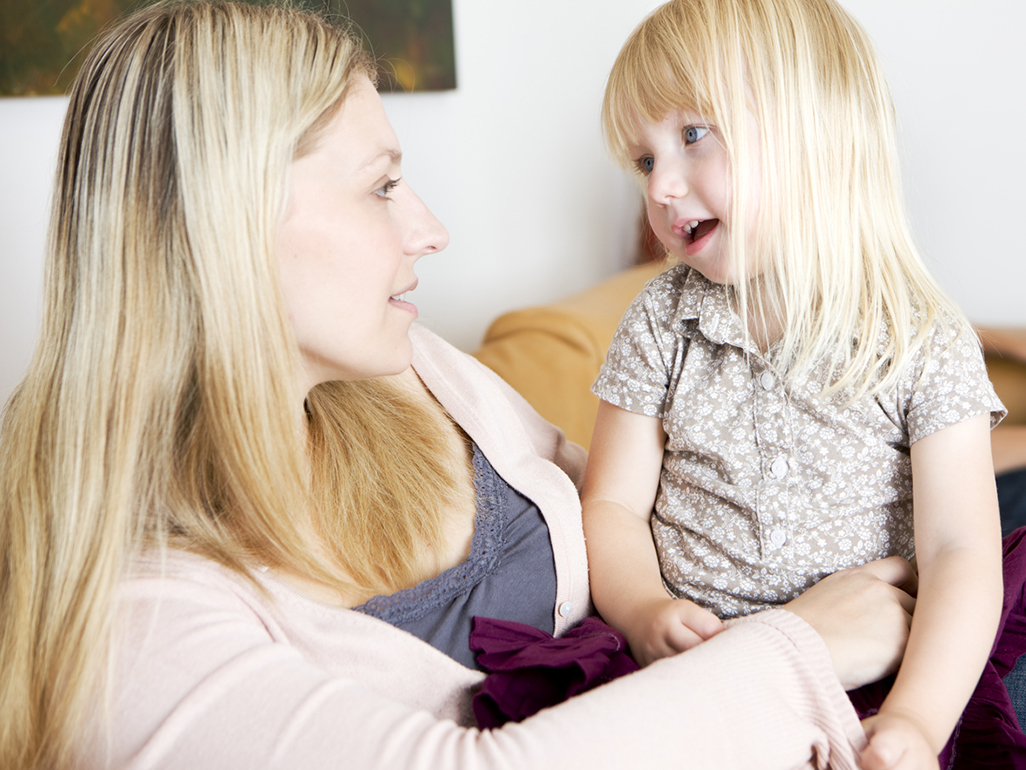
[591,270,688,418]
[905,320,1006,445]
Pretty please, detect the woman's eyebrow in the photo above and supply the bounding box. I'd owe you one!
[358,148,403,171]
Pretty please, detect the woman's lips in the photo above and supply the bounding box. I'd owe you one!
[389,289,418,317]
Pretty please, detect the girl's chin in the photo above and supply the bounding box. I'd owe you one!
[676,256,731,285]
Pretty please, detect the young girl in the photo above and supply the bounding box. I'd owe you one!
[582,0,1006,766]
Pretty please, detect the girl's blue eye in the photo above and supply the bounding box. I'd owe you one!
[684,126,709,144]
[637,156,655,175]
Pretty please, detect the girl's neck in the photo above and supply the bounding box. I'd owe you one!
[730,282,782,353]
[747,307,782,353]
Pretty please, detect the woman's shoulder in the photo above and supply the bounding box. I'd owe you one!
[120,548,485,703]
[123,549,279,629]
[128,548,253,592]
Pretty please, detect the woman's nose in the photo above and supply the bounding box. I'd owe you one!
[404,187,449,258]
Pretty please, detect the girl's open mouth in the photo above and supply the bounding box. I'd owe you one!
[682,218,719,245]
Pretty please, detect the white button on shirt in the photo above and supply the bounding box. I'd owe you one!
[557,601,574,618]
[770,528,787,548]
[759,371,776,390]
[770,457,789,479]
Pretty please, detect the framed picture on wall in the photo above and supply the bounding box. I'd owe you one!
[0,0,456,97]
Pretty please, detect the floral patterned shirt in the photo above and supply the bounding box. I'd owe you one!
[593,265,1005,618]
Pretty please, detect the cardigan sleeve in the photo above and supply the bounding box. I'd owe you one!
[87,562,864,770]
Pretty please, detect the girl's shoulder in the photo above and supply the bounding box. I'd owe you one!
[907,311,980,374]
[892,313,1005,440]
[638,262,692,300]
[623,262,699,325]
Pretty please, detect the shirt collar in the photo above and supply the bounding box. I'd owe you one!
[672,267,750,351]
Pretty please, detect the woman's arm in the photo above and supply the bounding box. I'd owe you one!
[92,557,915,770]
[582,400,724,665]
[862,413,1003,769]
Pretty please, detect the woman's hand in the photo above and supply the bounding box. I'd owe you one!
[860,712,940,770]
[784,556,916,690]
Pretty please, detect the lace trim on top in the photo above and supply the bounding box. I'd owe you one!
[353,444,506,625]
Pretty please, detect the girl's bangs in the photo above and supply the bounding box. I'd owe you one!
[604,18,717,165]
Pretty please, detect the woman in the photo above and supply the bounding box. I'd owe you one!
[0,2,915,768]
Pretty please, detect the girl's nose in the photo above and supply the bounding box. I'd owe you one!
[647,162,689,206]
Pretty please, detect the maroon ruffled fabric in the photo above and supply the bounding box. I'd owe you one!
[850,527,1026,769]
[469,615,639,728]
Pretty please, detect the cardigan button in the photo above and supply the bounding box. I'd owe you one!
[558,601,574,618]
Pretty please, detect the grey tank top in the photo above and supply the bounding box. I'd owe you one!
[353,444,557,670]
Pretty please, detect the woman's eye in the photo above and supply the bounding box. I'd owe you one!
[635,156,655,175]
[684,126,709,144]
[375,179,400,198]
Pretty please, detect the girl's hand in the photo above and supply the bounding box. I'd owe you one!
[784,556,916,690]
[861,712,940,770]
[623,597,725,666]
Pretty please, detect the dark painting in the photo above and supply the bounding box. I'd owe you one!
[0,0,456,96]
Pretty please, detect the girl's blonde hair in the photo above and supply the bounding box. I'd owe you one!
[0,2,460,766]
[603,0,968,396]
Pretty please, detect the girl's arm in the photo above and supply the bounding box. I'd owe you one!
[862,412,1003,768]
[582,400,724,665]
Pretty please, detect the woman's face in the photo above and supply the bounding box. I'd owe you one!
[277,75,448,393]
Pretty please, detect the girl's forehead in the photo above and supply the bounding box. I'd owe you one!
[626,105,705,137]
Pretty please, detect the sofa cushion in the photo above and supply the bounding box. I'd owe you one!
[473,263,665,449]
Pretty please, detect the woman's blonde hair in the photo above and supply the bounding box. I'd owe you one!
[0,2,460,766]
[603,0,968,396]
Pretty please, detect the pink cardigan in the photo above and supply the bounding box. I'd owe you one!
[81,326,866,769]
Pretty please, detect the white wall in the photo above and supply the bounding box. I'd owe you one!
[0,96,65,404]
[2,0,1024,404]
[842,0,1026,325]
[381,0,662,351]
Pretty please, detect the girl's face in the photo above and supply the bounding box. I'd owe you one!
[277,76,448,393]
[629,109,759,285]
